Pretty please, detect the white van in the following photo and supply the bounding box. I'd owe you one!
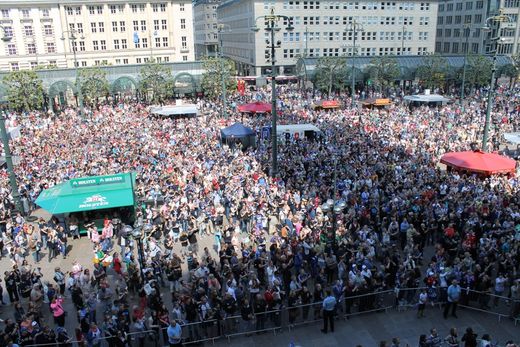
[276,124,323,142]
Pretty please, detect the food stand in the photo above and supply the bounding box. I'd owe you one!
[361,98,392,109]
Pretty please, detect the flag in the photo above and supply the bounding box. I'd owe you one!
[133,32,139,44]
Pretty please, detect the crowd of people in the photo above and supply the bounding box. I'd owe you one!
[0,83,519,347]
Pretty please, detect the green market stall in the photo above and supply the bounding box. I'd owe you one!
[36,172,136,234]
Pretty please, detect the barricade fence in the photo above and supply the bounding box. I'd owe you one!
[22,286,520,347]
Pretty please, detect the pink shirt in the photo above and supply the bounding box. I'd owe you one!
[50,298,64,317]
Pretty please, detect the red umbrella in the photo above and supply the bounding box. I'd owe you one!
[440,150,517,175]
[237,101,272,114]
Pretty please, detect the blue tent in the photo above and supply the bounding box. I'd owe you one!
[220,123,255,138]
[220,123,256,149]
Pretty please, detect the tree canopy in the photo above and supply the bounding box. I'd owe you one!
[314,56,347,96]
[78,67,110,106]
[138,61,173,102]
[201,57,237,99]
[3,70,44,112]
[465,55,493,88]
[416,54,449,89]
[367,56,400,93]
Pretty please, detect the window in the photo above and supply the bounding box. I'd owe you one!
[96,5,103,14]
[144,57,149,63]
[142,38,148,48]
[116,59,121,64]
[466,1,473,10]
[67,6,74,15]
[46,42,55,53]
[452,42,459,53]
[112,21,118,32]
[419,17,429,25]
[48,60,57,67]
[121,39,127,49]
[99,22,105,33]
[24,25,34,36]
[155,37,161,47]
[447,3,453,10]
[44,25,53,36]
[77,23,83,34]
[154,20,160,31]
[27,43,36,54]
[476,0,484,8]
[455,15,461,24]
[136,57,142,63]
[160,3,166,11]
[120,21,126,32]
[7,43,17,55]
[133,21,139,32]
[22,9,30,18]
[131,4,138,12]
[100,40,106,50]
[123,58,129,64]
[81,61,87,67]
[180,3,185,11]
[41,8,50,17]
[474,14,482,23]
[110,5,117,14]
[10,63,19,71]
[456,2,462,10]
[91,22,97,33]
[444,42,450,53]
[30,61,38,69]
[181,19,186,29]
[71,41,77,52]
[89,6,95,15]
[161,20,167,30]
[141,20,146,31]
[93,40,99,50]
[164,56,169,62]
[114,39,120,49]
[1,9,9,18]
[153,4,159,12]
[181,36,187,48]
[183,55,188,61]
[439,4,444,11]
[79,41,85,51]
[162,37,168,47]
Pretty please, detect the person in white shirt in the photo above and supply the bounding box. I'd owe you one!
[417,289,428,318]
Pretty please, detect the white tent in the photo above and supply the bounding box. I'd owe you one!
[504,132,520,145]
[150,104,199,117]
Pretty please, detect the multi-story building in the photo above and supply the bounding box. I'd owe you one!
[0,1,194,72]
[194,0,221,59]
[435,0,519,55]
[217,0,438,76]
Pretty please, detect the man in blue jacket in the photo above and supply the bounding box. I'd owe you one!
[444,279,461,319]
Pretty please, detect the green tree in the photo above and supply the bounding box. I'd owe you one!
[416,54,449,89]
[497,63,518,88]
[201,57,237,99]
[367,56,400,94]
[2,70,44,111]
[314,56,347,96]
[138,61,172,102]
[465,55,493,88]
[78,67,110,106]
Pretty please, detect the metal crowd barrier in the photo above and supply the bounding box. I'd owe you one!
[21,286,520,347]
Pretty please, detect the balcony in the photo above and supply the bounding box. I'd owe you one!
[180,47,190,53]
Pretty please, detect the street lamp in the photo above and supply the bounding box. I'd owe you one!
[482,10,512,152]
[460,22,471,112]
[128,225,146,281]
[346,21,364,109]
[252,9,294,177]
[0,26,23,214]
[217,24,231,119]
[320,158,346,250]
[60,29,85,117]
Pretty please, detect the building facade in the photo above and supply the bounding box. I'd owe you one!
[217,0,438,76]
[0,0,194,72]
[194,0,221,59]
[435,0,519,55]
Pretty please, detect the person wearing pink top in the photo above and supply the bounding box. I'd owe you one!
[50,296,66,327]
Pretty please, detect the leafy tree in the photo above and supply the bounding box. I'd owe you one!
[78,67,110,106]
[416,54,449,89]
[201,57,237,99]
[497,63,518,88]
[367,56,400,94]
[138,61,172,102]
[314,56,347,96]
[465,55,493,88]
[2,70,44,111]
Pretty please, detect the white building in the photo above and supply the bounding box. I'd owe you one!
[193,0,221,59]
[0,0,194,72]
[217,0,438,76]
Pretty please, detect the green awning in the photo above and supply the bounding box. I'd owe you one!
[36,172,136,214]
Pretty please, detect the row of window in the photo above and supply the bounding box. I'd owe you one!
[277,1,430,10]
[436,41,480,54]
[436,28,482,38]
[282,46,428,58]
[438,1,484,12]
[281,30,428,42]
[6,42,56,55]
[298,16,430,26]
[437,14,483,25]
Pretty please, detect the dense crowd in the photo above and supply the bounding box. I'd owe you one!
[0,84,519,347]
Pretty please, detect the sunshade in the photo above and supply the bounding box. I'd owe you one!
[237,101,272,113]
[313,100,340,109]
[150,105,198,117]
[220,123,255,138]
[36,173,136,214]
[504,132,520,145]
[440,151,517,175]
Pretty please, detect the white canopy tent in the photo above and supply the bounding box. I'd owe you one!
[150,104,199,117]
[504,132,520,145]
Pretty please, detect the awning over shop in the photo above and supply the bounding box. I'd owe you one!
[361,98,392,107]
[312,100,341,109]
[440,151,517,175]
[35,172,136,215]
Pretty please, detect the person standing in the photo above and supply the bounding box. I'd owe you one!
[54,267,66,295]
[417,289,428,318]
[444,280,461,319]
[321,290,337,334]
[461,327,477,347]
[167,320,182,347]
[50,295,66,327]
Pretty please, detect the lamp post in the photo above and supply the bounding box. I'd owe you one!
[252,9,294,178]
[460,22,471,112]
[129,225,146,281]
[321,158,346,251]
[217,24,231,119]
[346,20,363,109]
[401,25,406,54]
[0,26,23,214]
[60,29,84,117]
[482,10,511,152]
